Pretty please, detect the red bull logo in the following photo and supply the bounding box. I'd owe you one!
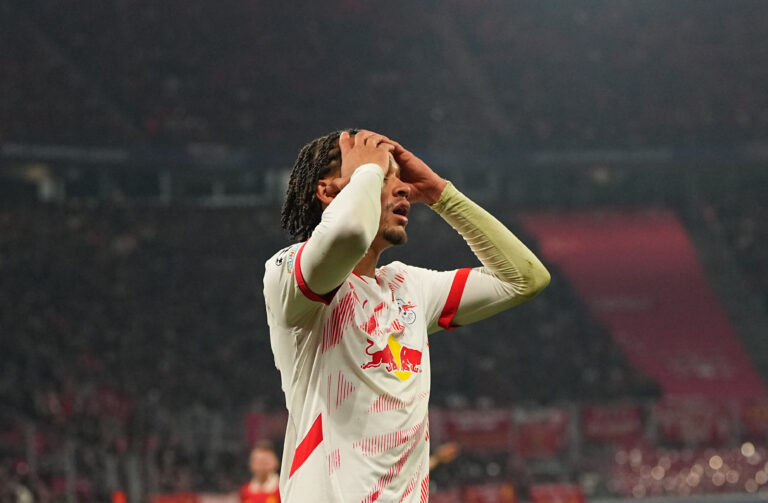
[361,336,423,381]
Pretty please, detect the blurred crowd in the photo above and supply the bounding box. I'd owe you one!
[0,201,657,500]
[1,0,767,150]
[603,442,768,498]
[697,186,768,314]
[2,0,767,500]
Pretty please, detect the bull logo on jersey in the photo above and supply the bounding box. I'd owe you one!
[361,336,423,381]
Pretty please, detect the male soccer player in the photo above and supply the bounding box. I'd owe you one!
[264,129,550,502]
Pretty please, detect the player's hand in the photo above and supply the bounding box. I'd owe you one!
[385,139,447,205]
[328,130,394,197]
[435,441,460,463]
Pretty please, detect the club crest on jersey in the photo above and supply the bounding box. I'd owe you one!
[361,336,423,381]
[396,298,417,325]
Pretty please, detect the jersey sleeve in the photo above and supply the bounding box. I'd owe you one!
[264,163,385,327]
[408,263,542,335]
[402,263,474,334]
[297,163,384,298]
[428,182,550,327]
[263,243,328,326]
[402,182,551,334]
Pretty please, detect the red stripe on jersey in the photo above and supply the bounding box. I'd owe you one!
[295,241,340,305]
[361,302,386,335]
[387,271,407,292]
[289,414,323,478]
[368,391,429,414]
[361,421,425,503]
[327,448,341,476]
[399,469,421,502]
[369,393,407,414]
[336,371,356,408]
[437,268,471,330]
[353,421,425,457]
[322,291,356,353]
[419,474,429,502]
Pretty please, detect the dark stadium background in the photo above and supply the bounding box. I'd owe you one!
[2,1,768,502]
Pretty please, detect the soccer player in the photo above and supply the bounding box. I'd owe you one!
[263,129,550,502]
[240,442,281,503]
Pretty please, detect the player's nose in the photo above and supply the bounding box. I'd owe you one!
[393,179,410,199]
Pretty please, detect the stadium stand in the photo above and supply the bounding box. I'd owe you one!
[1,1,767,148]
[2,1,768,501]
[0,200,658,499]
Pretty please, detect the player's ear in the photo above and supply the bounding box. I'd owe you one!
[316,179,338,208]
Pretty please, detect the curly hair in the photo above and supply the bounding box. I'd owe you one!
[281,129,358,241]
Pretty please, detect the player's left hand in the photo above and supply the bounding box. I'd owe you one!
[384,139,447,205]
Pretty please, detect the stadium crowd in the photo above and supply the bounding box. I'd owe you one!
[0,201,657,500]
[2,0,767,501]
[698,186,768,315]
[1,0,767,149]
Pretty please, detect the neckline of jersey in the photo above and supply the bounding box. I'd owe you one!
[352,271,378,284]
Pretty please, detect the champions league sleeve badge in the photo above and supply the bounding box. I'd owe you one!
[275,244,300,274]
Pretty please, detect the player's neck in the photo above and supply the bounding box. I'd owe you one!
[354,246,383,279]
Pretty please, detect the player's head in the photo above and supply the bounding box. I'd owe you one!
[281,129,355,241]
[282,129,410,247]
[249,440,279,480]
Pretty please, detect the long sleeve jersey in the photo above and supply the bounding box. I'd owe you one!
[263,164,549,503]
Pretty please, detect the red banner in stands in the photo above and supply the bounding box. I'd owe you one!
[522,210,766,399]
[513,408,570,458]
[530,484,585,503]
[654,398,733,445]
[442,410,513,451]
[582,404,644,444]
[462,483,518,503]
[430,488,462,503]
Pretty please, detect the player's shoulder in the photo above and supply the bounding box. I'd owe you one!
[378,260,426,282]
[379,261,456,291]
[381,260,435,275]
[265,242,303,276]
[378,260,409,275]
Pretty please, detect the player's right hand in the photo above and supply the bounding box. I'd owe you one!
[328,130,394,196]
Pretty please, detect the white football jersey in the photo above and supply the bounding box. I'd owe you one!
[264,241,471,502]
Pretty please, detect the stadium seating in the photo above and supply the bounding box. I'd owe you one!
[2,1,767,148]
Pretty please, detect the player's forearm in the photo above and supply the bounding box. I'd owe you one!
[300,164,383,294]
[431,182,550,298]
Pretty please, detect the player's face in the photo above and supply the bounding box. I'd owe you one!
[376,154,410,247]
[249,449,278,478]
